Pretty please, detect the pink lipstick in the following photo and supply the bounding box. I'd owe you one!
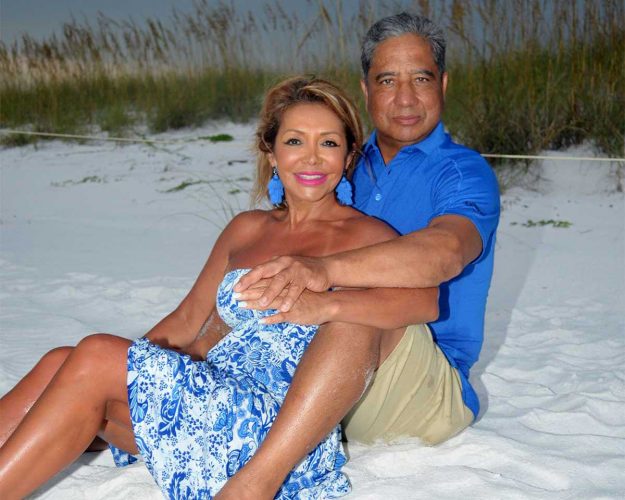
[294,172,328,186]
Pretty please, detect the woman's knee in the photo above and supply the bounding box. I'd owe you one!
[72,334,120,371]
[72,333,130,380]
[318,322,383,361]
[38,346,73,372]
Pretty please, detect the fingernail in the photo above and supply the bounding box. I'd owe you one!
[259,318,267,324]
[238,301,248,308]
[233,292,241,299]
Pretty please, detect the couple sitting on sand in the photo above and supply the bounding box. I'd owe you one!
[0,12,499,499]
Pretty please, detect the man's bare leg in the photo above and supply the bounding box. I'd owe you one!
[216,322,404,499]
[0,334,136,499]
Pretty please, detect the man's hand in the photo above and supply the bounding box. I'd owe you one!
[242,289,334,326]
[234,256,331,312]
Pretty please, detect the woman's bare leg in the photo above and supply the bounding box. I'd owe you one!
[0,347,72,447]
[0,334,136,499]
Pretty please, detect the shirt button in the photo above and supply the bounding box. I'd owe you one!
[374,193,382,201]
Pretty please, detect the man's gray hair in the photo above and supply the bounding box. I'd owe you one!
[361,12,446,79]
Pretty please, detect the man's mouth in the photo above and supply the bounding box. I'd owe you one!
[393,115,422,125]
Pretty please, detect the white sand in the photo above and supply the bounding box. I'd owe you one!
[1,125,624,499]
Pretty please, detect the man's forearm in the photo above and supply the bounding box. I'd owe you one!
[325,287,439,329]
[324,228,459,288]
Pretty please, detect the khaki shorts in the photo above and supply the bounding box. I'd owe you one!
[342,324,474,446]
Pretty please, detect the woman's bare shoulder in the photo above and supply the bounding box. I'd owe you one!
[343,209,398,246]
[225,209,273,229]
[216,209,272,244]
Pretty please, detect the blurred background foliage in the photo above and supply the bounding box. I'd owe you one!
[1,0,623,162]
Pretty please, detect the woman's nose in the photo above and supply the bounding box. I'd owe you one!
[305,145,320,165]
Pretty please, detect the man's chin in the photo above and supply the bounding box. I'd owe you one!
[394,128,429,145]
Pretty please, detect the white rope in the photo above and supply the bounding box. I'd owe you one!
[2,129,624,163]
[0,129,238,146]
[481,153,624,163]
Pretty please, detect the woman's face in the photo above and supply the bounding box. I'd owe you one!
[269,103,350,206]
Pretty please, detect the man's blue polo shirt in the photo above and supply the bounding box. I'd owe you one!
[352,122,500,418]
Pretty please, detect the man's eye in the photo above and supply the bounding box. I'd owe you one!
[415,76,429,83]
[285,138,301,145]
[380,79,393,85]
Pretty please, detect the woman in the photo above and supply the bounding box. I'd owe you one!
[0,76,438,499]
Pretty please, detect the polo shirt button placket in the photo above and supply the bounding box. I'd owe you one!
[374,193,382,201]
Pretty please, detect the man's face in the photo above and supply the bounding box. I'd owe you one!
[361,33,448,164]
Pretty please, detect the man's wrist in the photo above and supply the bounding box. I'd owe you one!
[320,291,341,323]
[320,255,339,288]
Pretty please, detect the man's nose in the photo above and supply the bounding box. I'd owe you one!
[395,80,417,106]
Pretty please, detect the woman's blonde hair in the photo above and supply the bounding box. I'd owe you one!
[252,76,364,208]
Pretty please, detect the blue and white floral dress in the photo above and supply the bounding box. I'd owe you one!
[110,268,350,499]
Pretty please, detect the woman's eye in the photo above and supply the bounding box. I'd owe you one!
[285,138,301,145]
[322,140,339,147]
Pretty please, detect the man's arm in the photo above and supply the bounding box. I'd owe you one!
[242,286,439,329]
[235,214,482,312]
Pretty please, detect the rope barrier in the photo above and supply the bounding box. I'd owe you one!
[481,153,624,163]
[2,128,624,163]
[0,129,239,146]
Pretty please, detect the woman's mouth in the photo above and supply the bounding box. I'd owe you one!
[294,172,328,186]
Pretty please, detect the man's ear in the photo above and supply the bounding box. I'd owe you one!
[360,78,369,111]
[441,72,448,99]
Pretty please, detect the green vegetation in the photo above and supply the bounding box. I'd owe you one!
[511,219,572,228]
[163,179,212,193]
[51,175,107,187]
[1,0,623,165]
[200,133,234,143]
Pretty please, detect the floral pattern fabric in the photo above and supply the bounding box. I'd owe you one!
[110,268,350,499]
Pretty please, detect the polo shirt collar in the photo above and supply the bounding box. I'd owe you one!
[362,121,446,159]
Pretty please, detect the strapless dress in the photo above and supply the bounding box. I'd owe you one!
[109,268,350,499]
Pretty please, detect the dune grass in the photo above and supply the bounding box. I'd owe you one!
[1,0,623,163]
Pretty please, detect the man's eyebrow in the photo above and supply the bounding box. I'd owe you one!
[411,69,436,78]
[374,71,397,80]
[374,69,437,80]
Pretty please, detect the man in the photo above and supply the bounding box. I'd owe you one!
[218,12,500,498]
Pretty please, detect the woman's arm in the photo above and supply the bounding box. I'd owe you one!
[145,211,262,349]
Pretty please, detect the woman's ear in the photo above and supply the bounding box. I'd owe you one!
[266,151,276,167]
[346,147,356,168]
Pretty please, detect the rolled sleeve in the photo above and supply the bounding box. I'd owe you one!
[429,153,500,261]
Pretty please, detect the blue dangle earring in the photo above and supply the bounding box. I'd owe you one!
[335,173,353,206]
[268,166,284,205]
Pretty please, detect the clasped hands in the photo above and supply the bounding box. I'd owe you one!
[234,256,333,325]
